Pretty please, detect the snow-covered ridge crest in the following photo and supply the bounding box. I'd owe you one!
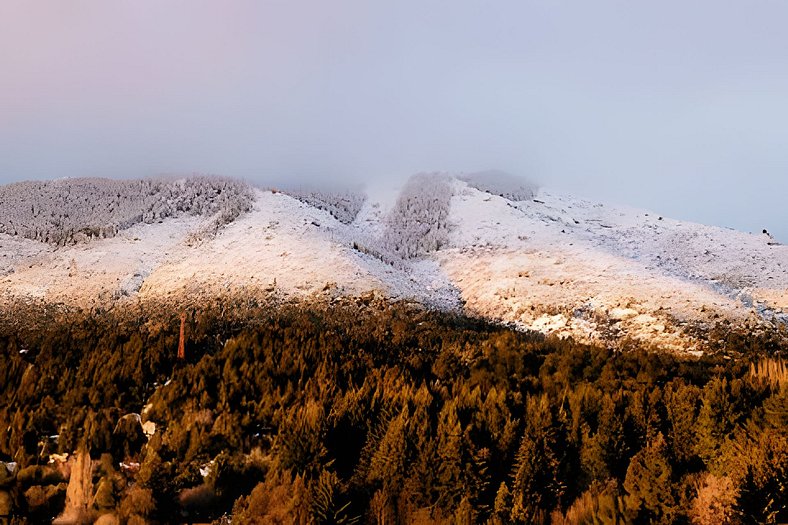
[458,169,538,201]
[0,171,785,352]
[276,183,367,225]
[0,175,253,246]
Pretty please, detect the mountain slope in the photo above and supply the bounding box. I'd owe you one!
[440,180,787,351]
[1,175,785,351]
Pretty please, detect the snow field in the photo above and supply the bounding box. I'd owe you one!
[1,171,785,350]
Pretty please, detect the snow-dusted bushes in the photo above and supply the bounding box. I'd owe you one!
[458,170,538,201]
[380,173,453,259]
[0,176,253,246]
[280,186,366,224]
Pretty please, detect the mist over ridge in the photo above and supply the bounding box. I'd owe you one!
[1,1,786,241]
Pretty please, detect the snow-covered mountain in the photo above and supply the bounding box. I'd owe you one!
[1,174,785,352]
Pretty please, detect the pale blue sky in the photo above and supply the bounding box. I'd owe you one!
[1,1,786,240]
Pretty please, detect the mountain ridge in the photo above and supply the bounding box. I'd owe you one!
[1,173,785,353]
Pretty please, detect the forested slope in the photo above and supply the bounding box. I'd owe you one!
[0,176,253,246]
[0,298,785,523]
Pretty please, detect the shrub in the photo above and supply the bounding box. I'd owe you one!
[118,485,156,523]
[690,474,740,525]
[232,470,309,525]
[23,483,67,523]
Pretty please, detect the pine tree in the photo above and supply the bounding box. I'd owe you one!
[581,392,629,481]
[308,469,353,524]
[367,408,408,491]
[696,378,738,468]
[402,385,438,509]
[436,402,464,509]
[665,381,701,466]
[623,433,676,524]
[277,401,327,476]
[492,482,513,524]
[629,386,665,444]
[509,396,563,524]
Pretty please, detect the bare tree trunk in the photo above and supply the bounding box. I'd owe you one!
[177,312,186,360]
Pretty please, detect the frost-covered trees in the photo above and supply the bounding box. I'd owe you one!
[281,186,366,224]
[459,170,538,201]
[0,176,253,245]
[380,173,453,259]
[343,173,454,266]
[345,170,533,265]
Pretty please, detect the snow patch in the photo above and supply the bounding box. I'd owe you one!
[530,314,568,333]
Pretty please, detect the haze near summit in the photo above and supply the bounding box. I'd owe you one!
[1,1,786,241]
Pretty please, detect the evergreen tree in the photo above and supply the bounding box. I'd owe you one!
[696,378,739,469]
[366,409,409,491]
[581,392,629,481]
[665,381,701,466]
[623,433,676,524]
[435,402,464,509]
[509,396,563,523]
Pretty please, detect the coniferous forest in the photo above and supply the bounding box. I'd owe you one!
[0,297,785,524]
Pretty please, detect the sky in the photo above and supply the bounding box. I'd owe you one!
[1,1,786,241]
